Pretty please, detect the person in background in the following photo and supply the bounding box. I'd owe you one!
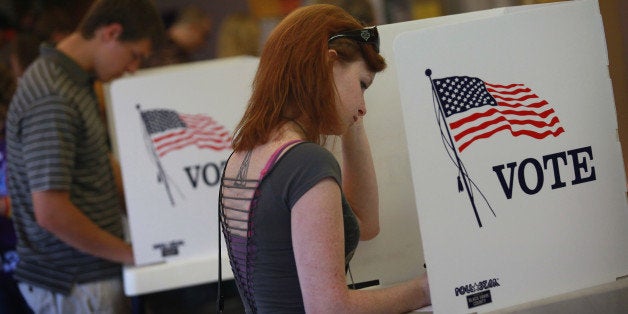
[7,32,39,78]
[216,12,261,58]
[30,5,75,46]
[219,4,430,313]
[9,3,85,78]
[1,5,80,313]
[0,63,32,314]
[0,11,17,73]
[315,0,377,25]
[5,0,164,313]
[143,4,212,67]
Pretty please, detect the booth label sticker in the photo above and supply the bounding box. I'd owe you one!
[152,240,185,257]
[467,290,493,309]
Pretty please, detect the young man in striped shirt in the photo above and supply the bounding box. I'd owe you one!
[6,1,165,313]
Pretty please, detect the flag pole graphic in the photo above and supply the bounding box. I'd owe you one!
[426,69,482,227]
[137,104,175,206]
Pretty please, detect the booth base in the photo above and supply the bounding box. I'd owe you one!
[488,277,628,314]
[123,254,233,296]
[412,277,628,313]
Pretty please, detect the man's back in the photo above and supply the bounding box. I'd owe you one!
[7,44,122,295]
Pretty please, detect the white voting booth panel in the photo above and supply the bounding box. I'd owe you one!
[395,0,628,313]
[106,57,258,294]
[339,6,510,288]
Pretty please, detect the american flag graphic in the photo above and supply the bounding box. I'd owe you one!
[140,109,232,157]
[433,76,564,152]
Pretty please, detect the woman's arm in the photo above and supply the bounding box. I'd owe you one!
[292,179,430,313]
[341,119,380,240]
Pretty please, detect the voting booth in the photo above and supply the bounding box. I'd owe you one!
[106,56,259,294]
[105,0,628,312]
[394,0,628,312]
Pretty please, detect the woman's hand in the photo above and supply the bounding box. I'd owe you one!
[414,272,431,309]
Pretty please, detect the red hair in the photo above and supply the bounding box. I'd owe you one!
[231,4,386,152]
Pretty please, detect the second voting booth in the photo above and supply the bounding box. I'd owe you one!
[106,0,628,312]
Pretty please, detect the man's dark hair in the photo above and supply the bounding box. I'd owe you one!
[78,0,165,48]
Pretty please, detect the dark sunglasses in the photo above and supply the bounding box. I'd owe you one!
[328,26,380,53]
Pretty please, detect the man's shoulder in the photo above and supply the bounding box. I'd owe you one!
[14,57,83,108]
[22,56,66,82]
[18,57,65,94]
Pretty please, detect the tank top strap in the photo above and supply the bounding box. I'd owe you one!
[259,139,303,180]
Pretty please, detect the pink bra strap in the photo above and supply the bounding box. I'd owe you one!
[259,139,303,180]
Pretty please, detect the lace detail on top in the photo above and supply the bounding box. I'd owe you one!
[220,174,258,312]
[219,140,302,313]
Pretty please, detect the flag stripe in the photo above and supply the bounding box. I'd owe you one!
[485,83,522,89]
[497,100,548,109]
[449,103,556,129]
[492,93,539,102]
[154,131,232,156]
[457,124,564,152]
[486,87,531,95]
[453,114,562,142]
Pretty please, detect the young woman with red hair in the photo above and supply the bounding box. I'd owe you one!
[219,4,431,313]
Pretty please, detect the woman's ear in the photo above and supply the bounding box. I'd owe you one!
[327,49,338,59]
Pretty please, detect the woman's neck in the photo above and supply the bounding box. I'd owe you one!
[270,120,307,143]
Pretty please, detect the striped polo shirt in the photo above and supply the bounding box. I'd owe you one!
[6,44,123,294]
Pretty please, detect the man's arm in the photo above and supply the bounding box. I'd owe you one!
[32,190,134,265]
[109,153,127,213]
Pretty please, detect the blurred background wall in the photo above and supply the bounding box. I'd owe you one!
[0,0,624,174]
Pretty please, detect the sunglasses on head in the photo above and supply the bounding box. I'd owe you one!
[328,26,380,53]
